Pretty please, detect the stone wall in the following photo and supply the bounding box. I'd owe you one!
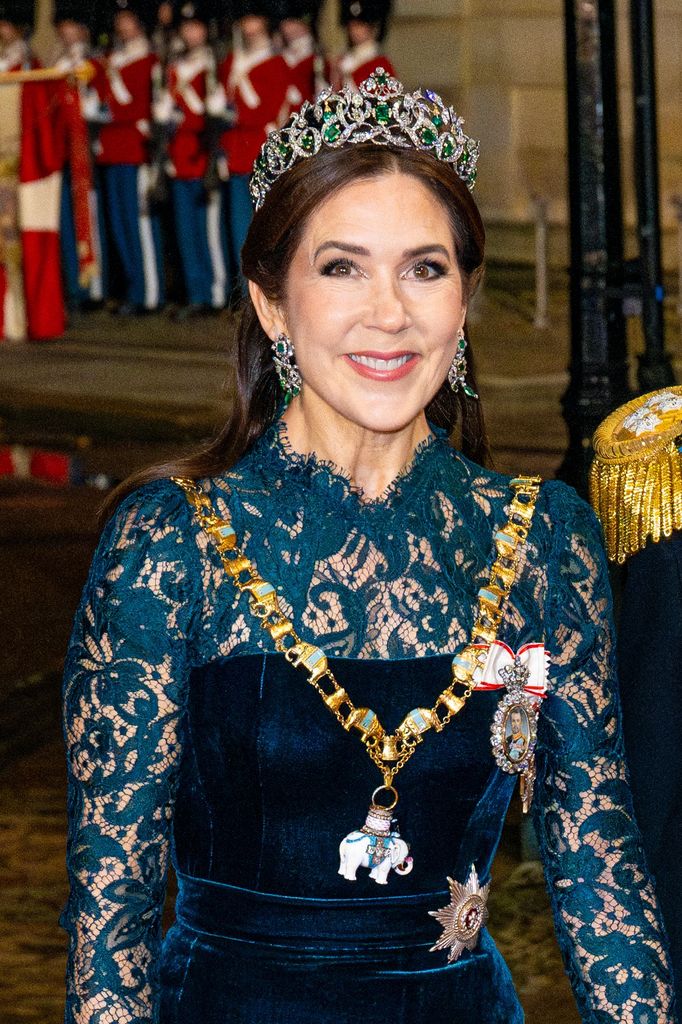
[369,0,681,268]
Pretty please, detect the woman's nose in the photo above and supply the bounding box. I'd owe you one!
[366,274,410,333]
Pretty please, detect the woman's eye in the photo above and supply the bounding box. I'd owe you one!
[320,258,357,277]
[411,260,446,280]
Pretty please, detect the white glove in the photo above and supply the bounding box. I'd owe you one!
[205,82,228,118]
[81,87,111,123]
[153,90,175,125]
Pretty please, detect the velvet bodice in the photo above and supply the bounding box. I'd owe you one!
[61,422,678,1023]
[174,654,512,897]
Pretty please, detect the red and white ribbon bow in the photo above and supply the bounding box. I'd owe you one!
[472,640,548,700]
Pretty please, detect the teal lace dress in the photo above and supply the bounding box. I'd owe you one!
[61,423,678,1023]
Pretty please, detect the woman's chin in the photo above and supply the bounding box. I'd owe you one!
[325,402,430,437]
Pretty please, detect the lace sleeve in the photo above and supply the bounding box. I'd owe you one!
[61,482,202,1024]
[534,483,678,1024]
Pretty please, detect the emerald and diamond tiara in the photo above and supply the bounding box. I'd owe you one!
[249,67,480,211]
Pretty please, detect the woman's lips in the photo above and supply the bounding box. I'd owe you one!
[344,351,418,381]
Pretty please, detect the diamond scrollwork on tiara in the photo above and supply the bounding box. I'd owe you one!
[249,67,480,211]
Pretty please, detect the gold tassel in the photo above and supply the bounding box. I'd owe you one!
[590,387,682,563]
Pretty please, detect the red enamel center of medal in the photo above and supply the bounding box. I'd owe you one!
[464,906,481,930]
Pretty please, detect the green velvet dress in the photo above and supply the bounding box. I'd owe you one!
[61,423,678,1023]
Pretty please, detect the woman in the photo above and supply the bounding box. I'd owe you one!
[61,70,677,1023]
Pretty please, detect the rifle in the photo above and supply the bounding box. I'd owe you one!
[147,59,174,207]
[202,45,235,194]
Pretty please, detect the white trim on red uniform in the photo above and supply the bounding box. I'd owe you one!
[228,45,274,110]
[108,38,151,105]
[206,189,227,309]
[136,165,160,309]
[339,40,379,77]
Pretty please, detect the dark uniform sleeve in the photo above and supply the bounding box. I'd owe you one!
[618,534,682,1000]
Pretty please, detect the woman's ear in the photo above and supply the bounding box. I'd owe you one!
[248,280,286,339]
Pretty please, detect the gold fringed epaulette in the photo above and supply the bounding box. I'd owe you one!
[590,387,682,564]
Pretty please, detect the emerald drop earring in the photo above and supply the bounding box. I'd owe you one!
[448,332,478,399]
[272,332,302,403]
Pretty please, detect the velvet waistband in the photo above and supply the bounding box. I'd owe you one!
[175,870,457,950]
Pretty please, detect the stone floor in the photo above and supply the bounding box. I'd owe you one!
[2,268,681,1022]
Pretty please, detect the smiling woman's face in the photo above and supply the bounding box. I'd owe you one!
[251,170,467,437]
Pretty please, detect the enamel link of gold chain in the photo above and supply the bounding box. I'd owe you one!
[173,474,540,788]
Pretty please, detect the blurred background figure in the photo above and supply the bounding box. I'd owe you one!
[333,0,394,91]
[53,2,90,67]
[279,0,321,106]
[53,1,104,313]
[216,1,289,293]
[151,1,184,65]
[154,0,229,319]
[0,1,36,71]
[87,0,165,315]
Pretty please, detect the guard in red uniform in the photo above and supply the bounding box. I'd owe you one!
[334,0,395,91]
[279,1,321,107]
[0,6,34,72]
[153,0,228,316]
[217,3,290,291]
[0,2,66,342]
[88,0,165,313]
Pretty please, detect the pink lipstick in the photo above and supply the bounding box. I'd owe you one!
[344,351,418,382]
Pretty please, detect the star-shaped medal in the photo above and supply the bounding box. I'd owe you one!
[428,865,490,963]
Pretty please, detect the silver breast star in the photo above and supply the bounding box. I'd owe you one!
[429,865,490,963]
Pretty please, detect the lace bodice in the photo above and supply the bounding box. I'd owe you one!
[62,423,677,1023]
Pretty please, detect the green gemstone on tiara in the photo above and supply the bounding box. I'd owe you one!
[249,68,480,211]
[323,122,342,143]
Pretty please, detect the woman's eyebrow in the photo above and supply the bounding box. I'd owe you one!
[312,242,452,260]
[402,244,451,259]
[313,241,370,259]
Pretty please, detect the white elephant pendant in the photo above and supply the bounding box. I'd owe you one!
[338,787,414,885]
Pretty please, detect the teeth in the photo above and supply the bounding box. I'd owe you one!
[349,354,412,370]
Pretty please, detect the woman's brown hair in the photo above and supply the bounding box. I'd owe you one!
[103,143,489,521]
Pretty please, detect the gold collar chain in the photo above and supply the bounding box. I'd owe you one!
[173,472,540,788]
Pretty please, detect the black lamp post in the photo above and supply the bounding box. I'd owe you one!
[629,0,674,392]
[560,0,630,493]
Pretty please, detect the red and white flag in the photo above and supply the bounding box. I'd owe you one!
[0,77,66,342]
